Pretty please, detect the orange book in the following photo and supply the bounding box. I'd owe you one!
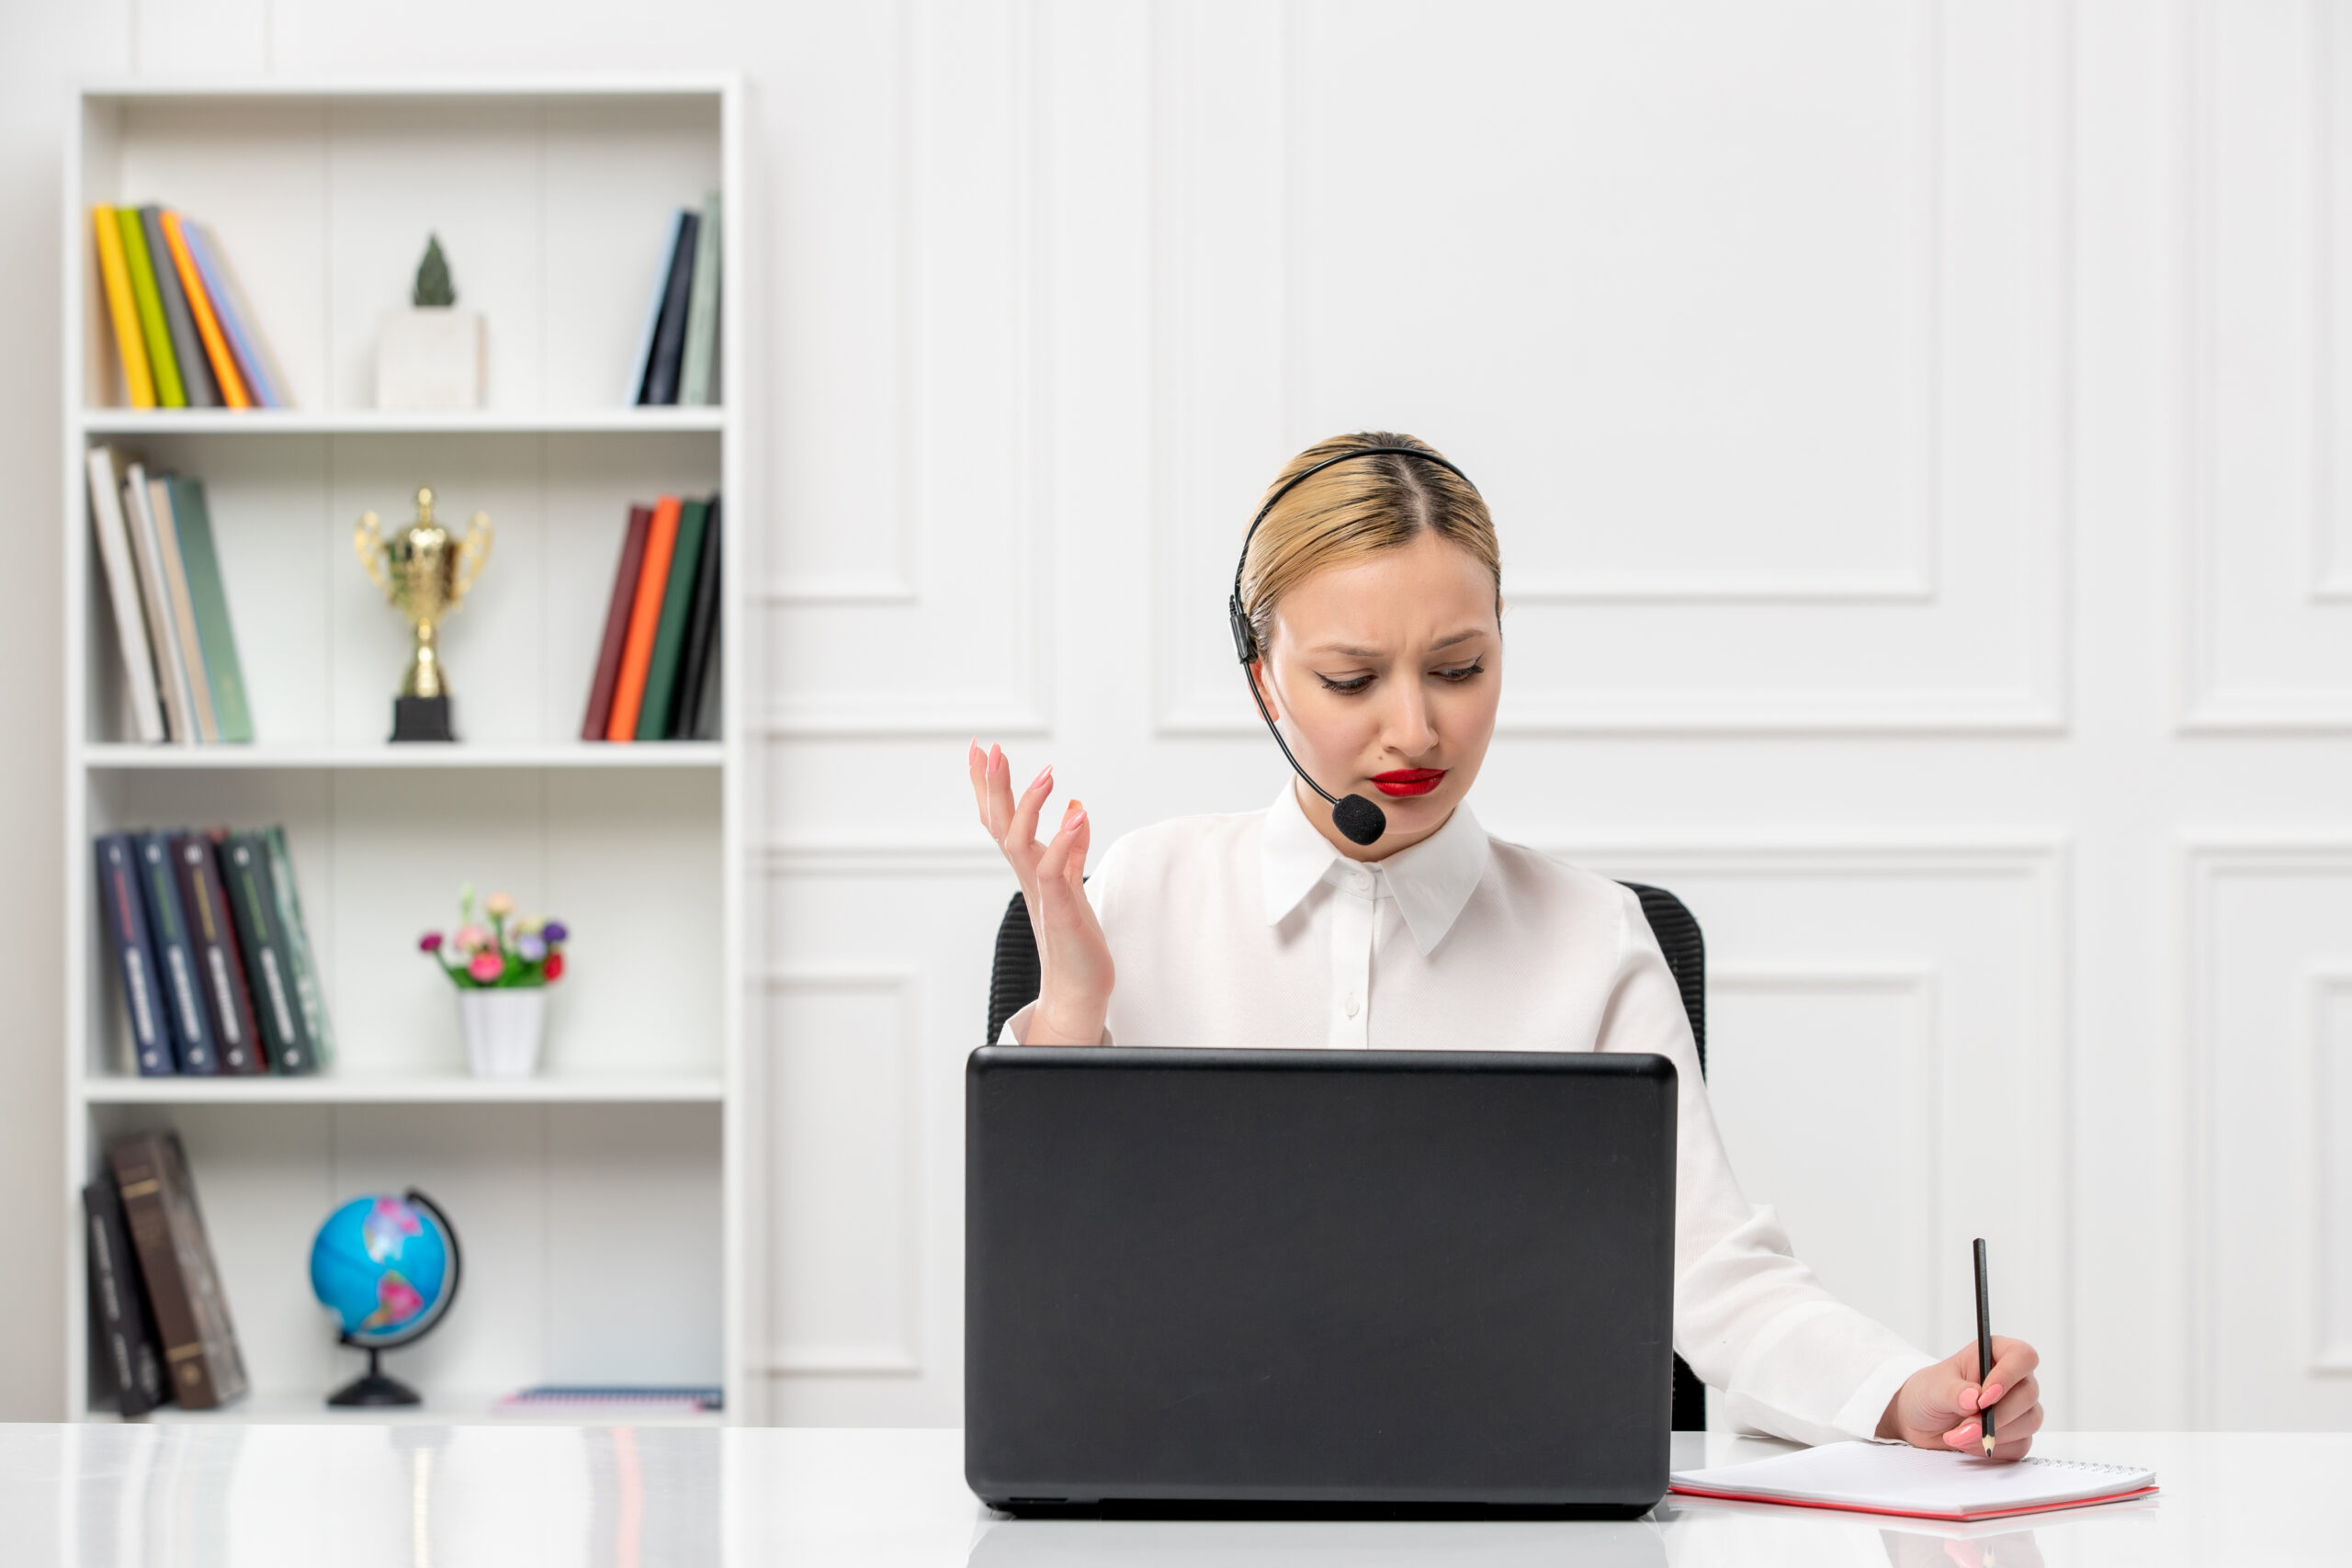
[605,496,683,740]
[91,207,156,408]
[159,209,250,410]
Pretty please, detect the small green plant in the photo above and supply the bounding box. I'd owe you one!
[412,233,457,308]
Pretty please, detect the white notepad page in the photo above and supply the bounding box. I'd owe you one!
[1670,1441,2156,1520]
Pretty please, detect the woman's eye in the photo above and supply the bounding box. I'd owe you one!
[1434,660,1486,682]
[1316,673,1374,694]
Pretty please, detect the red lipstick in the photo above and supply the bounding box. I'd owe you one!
[1372,768,1446,797]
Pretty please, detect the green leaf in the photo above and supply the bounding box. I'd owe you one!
[413,233,457,308]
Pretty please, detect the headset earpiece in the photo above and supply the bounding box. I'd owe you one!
[1227,593,1257,666]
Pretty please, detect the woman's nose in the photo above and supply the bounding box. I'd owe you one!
[1379,682,1440,757]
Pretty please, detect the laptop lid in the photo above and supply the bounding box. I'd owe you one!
[965,1047,1678,1511]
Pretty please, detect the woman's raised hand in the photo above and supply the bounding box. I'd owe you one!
[968,741,1114,1044]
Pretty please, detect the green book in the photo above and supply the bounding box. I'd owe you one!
[679,189,721,406]
[636,497,709,739]
[262,827,333,1069]
[116,209,185,409]
[166,479,253,742]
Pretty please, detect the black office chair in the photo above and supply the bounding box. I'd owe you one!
[984,879,1712,1431]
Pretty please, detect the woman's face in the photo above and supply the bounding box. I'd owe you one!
[1252,529,1503,859]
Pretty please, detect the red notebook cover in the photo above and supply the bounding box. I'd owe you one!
[605,497,682,742]
[582,504,653,739]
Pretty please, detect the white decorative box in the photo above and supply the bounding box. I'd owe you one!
[377,308,485,410]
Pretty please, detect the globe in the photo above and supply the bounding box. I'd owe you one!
[309,1190,461,1406]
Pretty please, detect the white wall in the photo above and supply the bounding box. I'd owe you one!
[3,0,2348,1433]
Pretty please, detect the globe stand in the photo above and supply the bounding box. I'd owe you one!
[328,1346,423,1407]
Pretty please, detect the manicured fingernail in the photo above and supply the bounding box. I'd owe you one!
[1026,765,1052,793]
[1981,1383,2001,1405]
[1063,799,1085,828]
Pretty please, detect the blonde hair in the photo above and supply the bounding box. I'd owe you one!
[1238,432,1499,659]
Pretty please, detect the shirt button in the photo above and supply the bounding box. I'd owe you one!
[1351,870,1373,893]
[1344,994,1361,1018]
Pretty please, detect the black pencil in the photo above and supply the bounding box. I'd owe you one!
[1973,1236,1996,1456]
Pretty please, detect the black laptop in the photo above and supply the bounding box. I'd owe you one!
[964,1046,1679,1515]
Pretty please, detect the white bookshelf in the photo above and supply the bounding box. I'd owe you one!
[61,80,756,1423]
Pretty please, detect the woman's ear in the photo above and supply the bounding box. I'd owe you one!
[1250,657,1281,723]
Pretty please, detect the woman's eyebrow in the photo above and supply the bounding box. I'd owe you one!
[1309,629,1487,660]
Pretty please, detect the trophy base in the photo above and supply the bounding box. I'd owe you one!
[390,694,456,743]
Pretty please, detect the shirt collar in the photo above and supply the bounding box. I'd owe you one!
[1259,783,1491,956]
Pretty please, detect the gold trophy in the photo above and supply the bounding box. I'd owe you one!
[354,486,492,741]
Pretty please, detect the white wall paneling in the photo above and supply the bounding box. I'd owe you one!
[2182,839,2352,1428]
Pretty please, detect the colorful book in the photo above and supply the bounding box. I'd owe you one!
[133,832,215,1075]
[159,210,249,410]
[640,211,699,406]
[140,207,218,409]
[83,1179,169,1416]
[678,190,721,406]
[147,476,220,743]
[689,585,723,740]
[121,463,197,744]
[85,446,165,743]
[626,210,687,405]
[90,208,156,409]
[670,498,723,739]
[184,220,287,410]
[108,1131,247,1410]
[637,498,709,739]
[171,834,263,1075]
[94,835,172,1076]
[116,209,184,409]
[222,833,315,1075]
[262,827,334,1068]
[166,477,252,742]
[582,504,652,739]
[605,496,682,739]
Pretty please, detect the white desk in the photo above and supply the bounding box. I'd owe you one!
[0,1425,2339,1566]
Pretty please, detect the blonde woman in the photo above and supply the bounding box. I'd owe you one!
[966,432,2044,1456]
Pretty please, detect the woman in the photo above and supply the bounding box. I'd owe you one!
[966,432,2043,1455]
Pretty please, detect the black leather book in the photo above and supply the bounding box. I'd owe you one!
[135,831,217,1074]
[95,835,173,1076]
[109,1131,247,1410]
[669,498,723,739]
[221,832,316,1073]
[639,210,699,406]
[138,207,219,409]
[83,1179,169,1416]
[172,833,264,1074]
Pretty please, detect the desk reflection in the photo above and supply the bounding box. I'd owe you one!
[968,1515,1668,1568]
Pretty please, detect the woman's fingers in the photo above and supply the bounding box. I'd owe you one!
[1986,1374,2040,1432]
[1036,798,1085,887]
[1006,760,1053,859]
[1986,1401,2044,1460]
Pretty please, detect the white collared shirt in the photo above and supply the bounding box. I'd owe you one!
[1006,784,1937,1445]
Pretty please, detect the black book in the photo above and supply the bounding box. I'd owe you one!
[220,833,316,1074]
[95,835,173,1076]
[639,210,699,406]
[134,831,217,1075]
[138,207,219,409]
[689,570,723,741]
[109,1131,247,1409]
[173,832,265,1075]
[668,498,723,739]
[83,1179,169,1416]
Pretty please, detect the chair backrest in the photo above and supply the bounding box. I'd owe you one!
[981,877,1713,1428]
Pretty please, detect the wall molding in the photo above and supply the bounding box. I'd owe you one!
[2310,967,2352,1373]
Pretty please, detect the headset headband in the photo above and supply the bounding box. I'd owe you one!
[1227,445,1478,664]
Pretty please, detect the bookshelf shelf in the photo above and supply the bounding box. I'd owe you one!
[82,742,724,771]
[64,78,753,1427]
[80,1074,726,1106]
[76,408,726,437]
[136,1390,726,1427]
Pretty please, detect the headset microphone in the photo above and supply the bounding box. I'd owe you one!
[1227,444,1480,849]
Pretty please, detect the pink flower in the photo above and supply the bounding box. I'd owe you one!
[418,931,443,953]
[454,924,490,952]
[468,950,505,983]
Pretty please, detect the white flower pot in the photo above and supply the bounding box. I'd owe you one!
[378,307,485,410]
[458,987,546,1078]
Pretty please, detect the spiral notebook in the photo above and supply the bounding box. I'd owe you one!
[1670,1440,2157,1522]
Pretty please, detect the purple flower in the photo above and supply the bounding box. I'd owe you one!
[541,921,569,943]
[419,931,444,953]
[516,932,547,962]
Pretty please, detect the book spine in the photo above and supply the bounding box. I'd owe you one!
[149,476,221,744]
[95,835,172,1076]
[159,210,250,410]
[107,1133,220,1408]
[184,221,288,410]
[642,211,699,406]
[605,497,682,740]
[627,210,686,405]
[85,446,166,743]
[135,831,216,1074]
[140,207,218,409]
[670,498,723,739]
[116,209,184,409]
[156,1131,247,1404]
[172,833,264,1075]
[83,1179,168,1416]
[262,827,334,1068]
[91,208,156,409]
[167,478,253,742]
[122,463,197,744]
[583,505,653,739]
[636,498,709,739]
[678,190,722,406]
[224,833,313,1074]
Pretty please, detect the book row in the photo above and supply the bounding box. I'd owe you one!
[96,829,334,1078]
[628,195,723,407]
[85,1130,248,1414]
[87,446,250,745]
[582,495,724,742]
[90,204,288,412]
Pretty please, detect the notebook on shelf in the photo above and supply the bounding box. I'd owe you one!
[1669,1440,2156,1523]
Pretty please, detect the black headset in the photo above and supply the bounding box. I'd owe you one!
[1227,444,1480,847]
